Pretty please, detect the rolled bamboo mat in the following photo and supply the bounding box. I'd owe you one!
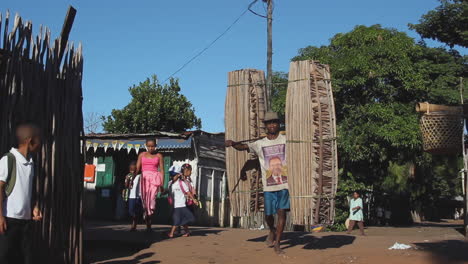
[286,60,338,226]
[225,69,266,217]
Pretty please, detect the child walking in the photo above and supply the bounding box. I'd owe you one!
[0,123,43,264]
[167,166,197,238]
[125,161,142,231]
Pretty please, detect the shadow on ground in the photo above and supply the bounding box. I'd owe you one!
[248,232,355,250]
[414,240,468,264]
[84,225,224,263]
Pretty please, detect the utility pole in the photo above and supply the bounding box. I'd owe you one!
[266,0,273,111]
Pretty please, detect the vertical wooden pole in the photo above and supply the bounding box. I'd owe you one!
[58,6,77,64]
[221,171,226,227]
[210,169,215,225]
[266,0,273,111]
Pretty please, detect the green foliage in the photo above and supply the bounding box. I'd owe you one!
[276,25,467,225]
[270,72,288,120]
[102,75,201,133]
[409,0,468,48]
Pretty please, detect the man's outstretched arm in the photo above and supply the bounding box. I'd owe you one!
[225,140,249,151]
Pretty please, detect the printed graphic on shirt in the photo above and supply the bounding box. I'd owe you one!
[262,144,288,186]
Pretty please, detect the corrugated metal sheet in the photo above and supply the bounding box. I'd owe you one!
[158,137,192,149]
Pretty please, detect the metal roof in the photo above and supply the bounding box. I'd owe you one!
[158,137,192,149]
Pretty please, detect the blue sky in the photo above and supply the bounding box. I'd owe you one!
[2,0,466,132]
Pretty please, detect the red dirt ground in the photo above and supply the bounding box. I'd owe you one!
[84,220,468,264]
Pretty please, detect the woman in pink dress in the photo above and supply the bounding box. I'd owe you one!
[136,138,165,232]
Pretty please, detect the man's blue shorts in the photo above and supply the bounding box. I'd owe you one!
[264,189,290,216]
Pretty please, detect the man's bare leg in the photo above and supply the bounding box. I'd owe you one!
[273,209,286,255]
[265,214,276,247]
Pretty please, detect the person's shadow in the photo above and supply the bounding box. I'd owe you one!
[248,232,355,250]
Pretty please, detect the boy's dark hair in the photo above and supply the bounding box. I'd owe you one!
[15,123,40,146]
[353,191,361,196]
[129,161,137,167]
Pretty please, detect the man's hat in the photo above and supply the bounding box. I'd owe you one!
[263,111,280,123]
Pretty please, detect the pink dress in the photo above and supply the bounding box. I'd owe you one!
[140,156,162,216]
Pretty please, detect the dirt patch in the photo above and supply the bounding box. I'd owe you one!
[85,221,468,264]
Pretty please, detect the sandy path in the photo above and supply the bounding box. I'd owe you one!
[85,222,468,264]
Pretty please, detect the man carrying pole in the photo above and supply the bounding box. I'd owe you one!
[226,112,289,255]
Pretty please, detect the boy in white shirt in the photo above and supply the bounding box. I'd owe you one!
[0,124,43,264]
[125,161,142,231]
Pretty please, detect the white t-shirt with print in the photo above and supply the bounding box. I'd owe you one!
[170,179,190,208]
[0,148,35,220]
[248,134,288,192]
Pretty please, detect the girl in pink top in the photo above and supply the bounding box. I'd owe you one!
[136,138,165,232]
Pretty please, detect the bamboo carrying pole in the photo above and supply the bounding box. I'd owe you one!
[416,102,463,114]
[225,69,266,217]
[286,60,338,227]
[0,9,83,264]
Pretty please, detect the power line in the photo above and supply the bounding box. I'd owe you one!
[163,3,256,84]
[249,0,268,18]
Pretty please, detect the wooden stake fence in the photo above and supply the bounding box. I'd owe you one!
[0,10,83,264]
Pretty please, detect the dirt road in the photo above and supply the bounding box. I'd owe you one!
[85,221,468,264]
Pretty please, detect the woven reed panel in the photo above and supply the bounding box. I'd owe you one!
[286,60,338,226]
[225,69,266,217]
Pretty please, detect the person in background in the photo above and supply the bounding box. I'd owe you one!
[167,168,198,238]
[376,205,384,226]
[384,207,392,226]
[347,191,365,236]
[0,123,43,264]
[126,161,142,231]
[136,138,164,232]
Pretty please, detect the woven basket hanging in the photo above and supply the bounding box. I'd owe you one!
[419,110,463,155]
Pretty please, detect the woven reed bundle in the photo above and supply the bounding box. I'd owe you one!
[225,69,266,217]
[286,60,338,226]
[416,103,463,154]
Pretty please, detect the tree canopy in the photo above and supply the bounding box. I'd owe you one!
[102,75,201,133]
[273,25,467,224]
[409,0,468,48]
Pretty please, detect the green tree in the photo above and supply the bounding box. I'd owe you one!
[270,71,288,120]
[409,0,468,48]
[102,75,201,133]
[281,25,466,224]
